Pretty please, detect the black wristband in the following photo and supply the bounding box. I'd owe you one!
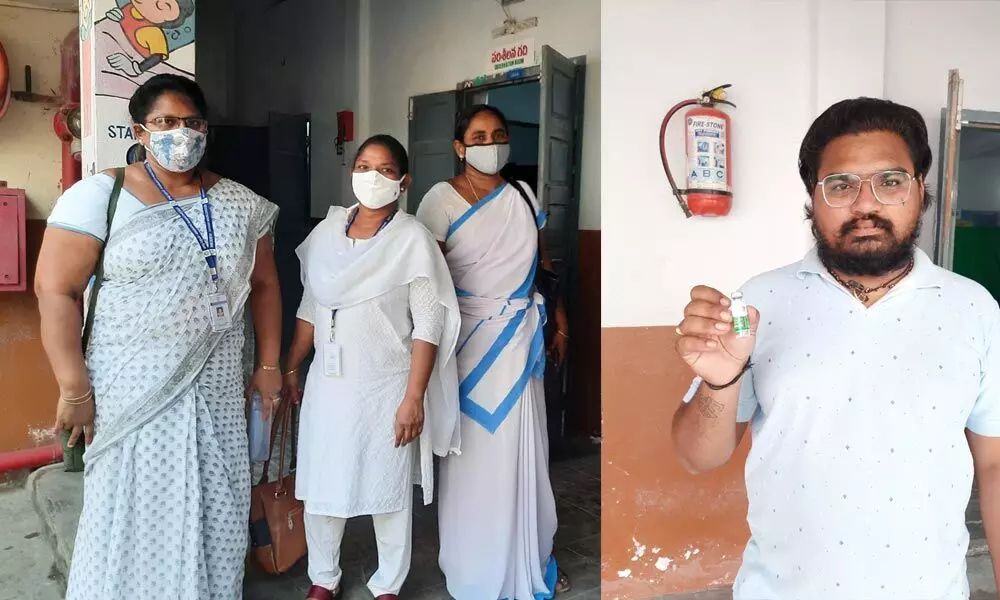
[703,360,752,391]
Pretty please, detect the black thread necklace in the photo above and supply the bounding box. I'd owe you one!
[829,258,914,304]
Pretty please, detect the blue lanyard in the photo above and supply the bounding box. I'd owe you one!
[346,207,396,236]
[143,162,219,287]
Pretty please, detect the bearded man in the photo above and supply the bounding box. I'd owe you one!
[672,97,1000,600]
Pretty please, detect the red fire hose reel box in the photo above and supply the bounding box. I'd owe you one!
[0,39,11,121]
[0,187,27,292]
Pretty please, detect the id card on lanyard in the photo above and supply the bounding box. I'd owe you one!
[324,310,342,377]
[321,207,397,377]
[144,162,232,332]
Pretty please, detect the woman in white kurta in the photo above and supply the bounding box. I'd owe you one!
[36,75,283,600]
[415,105,571,600]
[282,135,461,600]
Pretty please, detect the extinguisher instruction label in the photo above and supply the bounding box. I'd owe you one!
[686,116,729,192]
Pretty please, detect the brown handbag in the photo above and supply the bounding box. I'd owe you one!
[248,397,307,574]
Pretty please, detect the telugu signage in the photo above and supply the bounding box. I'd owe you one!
[488,38,538,75]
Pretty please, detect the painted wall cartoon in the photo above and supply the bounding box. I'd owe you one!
[95,0,195,100]
[81,0,196,174]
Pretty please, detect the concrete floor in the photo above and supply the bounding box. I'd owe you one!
[0,485,63,600]
[26,451,600,600]
[243,453,602,600]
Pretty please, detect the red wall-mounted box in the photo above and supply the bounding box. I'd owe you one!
[0,187,27,292]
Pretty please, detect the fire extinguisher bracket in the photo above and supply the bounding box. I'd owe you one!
[660,84,736,218]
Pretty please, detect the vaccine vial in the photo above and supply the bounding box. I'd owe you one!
[730,292,752,338]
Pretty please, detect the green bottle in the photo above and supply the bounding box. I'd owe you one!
[61,429,85,473]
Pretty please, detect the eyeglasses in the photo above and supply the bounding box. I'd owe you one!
[818,170,915,208]
[144,116,209,132]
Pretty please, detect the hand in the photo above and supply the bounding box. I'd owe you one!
[105,7,124,21]
[675,285,759,387]
[394,395,424,448]
[246,368,282,420]
[54,392,96,448]
[282,371,303,406]
[548,331,568,366]
[107,53,141,77]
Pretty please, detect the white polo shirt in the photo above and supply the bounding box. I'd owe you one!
[685,247,1000,600]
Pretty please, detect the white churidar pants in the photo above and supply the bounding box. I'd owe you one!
[304,491,413,596]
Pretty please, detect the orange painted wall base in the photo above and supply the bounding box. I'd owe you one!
[601,325,750,598]
[0,220,59,454]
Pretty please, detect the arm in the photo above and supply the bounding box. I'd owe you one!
[967,310,1000,583]
[396,278,444,447]
[968,431,1000,586]
[247,235,282,416]
[538,233,569,337]
[281,318,314,406]
[281,286,318,405]
[414,190,449,257]
[404,340,438,408]
[672,285,759,473]
[35,228,101,445]
[284,318,314,375]
[672,380,750,473]
[250,235,281,367]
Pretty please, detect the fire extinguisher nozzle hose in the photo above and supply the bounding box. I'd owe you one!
[660,98,698,218]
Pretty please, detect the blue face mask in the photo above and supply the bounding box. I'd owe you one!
[141,125,207,173]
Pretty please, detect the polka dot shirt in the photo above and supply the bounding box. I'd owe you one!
[693,247,1000,599]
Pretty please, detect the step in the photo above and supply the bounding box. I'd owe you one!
[28,464,82,586]
[27,446,287,586]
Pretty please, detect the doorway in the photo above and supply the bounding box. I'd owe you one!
[407,45,591,459]
[461,80,542,196]
[206,113,313,357]
[933,68,997,562]
[943,123,1000,300]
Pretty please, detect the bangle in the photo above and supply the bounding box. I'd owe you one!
[283,368,298,376]
[259,364,280,372]
[557,330,569,339]
[61,389,94,405]
[703,360,752,391]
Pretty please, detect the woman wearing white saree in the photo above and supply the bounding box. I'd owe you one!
[282,135,461,600]
[35,74,283,599]
[415,105,571,599]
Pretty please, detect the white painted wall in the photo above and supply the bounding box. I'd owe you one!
[602,0,1000,328]
[367,0,601,229]
[884,0,1000,250]
[602,0,884,327]
[0,6,78,219]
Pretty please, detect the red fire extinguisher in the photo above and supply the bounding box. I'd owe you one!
[659,84,736,218]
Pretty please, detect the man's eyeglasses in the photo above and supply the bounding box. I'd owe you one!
[818,170,915,208]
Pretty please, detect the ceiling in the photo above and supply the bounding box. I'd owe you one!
[0,0,78,12]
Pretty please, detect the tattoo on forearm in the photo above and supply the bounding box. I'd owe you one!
[695,393,725,419]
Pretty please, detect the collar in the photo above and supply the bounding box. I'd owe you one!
[795,245,947,291]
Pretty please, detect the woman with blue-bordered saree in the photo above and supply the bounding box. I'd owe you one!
[415,104,571,600]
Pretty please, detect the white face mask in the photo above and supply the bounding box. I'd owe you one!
[352,170,402,209]
[463,143,510,175]
[141,126,207,173]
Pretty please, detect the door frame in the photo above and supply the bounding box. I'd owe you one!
[934,68,1000,269]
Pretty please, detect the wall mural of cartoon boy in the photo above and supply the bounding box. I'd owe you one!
[105,0,195,78]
